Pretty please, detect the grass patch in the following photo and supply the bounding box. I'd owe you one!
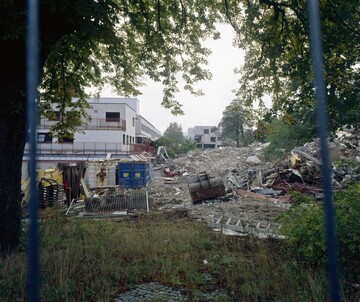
[0,208,358,301]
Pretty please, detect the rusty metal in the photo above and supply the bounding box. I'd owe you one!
[186,171,225,204]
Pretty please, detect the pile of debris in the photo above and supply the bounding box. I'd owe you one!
[61,128,359,236]
[171,128,360,202]
[146,128,359,237]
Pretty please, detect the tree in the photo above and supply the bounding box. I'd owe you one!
[155,122,196,156]
[0,1,222,255]
[226,0,360,131]
[163,122,185,142]
[220,99,254,147]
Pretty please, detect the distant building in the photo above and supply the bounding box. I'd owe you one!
[187,126,222,149]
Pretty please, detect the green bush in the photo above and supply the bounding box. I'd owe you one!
[277,185,360,281]
[154,137,196,157]
[177,138,197,154]
[263,119,313,160]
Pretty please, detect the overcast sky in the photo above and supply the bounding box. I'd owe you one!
[101,24,245,135]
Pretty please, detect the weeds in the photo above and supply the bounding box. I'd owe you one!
[0,208,358,301]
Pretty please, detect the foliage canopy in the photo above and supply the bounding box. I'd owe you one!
[228,0,360,131]
[36,0,225,138]
[220,99,254,147]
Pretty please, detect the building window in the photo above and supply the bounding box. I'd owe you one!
[37,132,52,143]
[211,127,216,133]
[210,137,216,142]
[106,112,120,122]
[126,135,129,144]
[48,111,60,121]
[204,129,209,134]
[204,144,216,149]
[132,117,135,127]
[123,134,125,144]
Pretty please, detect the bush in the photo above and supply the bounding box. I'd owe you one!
[277,184,360,281]
[154,137,196,157]
[178,138,197,154]
[263,119,313,160]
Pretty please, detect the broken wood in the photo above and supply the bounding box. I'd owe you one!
[80,178,90,198]
[291,148,322,166]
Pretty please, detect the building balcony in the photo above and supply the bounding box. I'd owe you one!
[24,142,134,155]
[38,118,127,131]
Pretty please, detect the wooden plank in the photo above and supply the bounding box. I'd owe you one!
[80,178,90,198]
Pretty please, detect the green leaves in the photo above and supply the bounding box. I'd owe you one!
[230,0,360,132]
[220,99,254,147]
[277,184,360,279]
[33,1,223,136]
[155,122,196,156]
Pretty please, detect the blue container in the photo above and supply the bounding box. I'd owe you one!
[118,162,150,188]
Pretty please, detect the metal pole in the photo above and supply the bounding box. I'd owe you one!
[26,0,40,301]
[307,1,340,301]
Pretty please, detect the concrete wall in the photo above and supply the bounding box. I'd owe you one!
[187,126,222,149]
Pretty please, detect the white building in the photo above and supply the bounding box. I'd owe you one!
[31,97,161,156]
[187,126,222,149]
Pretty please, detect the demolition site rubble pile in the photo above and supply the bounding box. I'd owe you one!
[60,128,359,237]
[147,128,360,237]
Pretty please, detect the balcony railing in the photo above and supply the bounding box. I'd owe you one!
[38,117,127,131]
[24,142,134,155]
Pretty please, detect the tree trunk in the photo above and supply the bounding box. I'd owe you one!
[240,124,247,147]
[236,125,240,147]
[0,0,79,256]
[0,35,27,255]
[0,106,26,255]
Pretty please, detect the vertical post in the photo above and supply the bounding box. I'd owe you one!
[307,1,340,301]
[26,0,40,301]
[146,191,149,212]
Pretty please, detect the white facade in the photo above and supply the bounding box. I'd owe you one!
[136,115,162,143]
[29,97,161,156]
[187,126,222,149]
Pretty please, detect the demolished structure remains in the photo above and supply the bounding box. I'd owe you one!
[26,127,359,239]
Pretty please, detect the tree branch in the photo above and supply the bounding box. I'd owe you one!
[224,0,241,36]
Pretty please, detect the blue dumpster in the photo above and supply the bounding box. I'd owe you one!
[118,162,150,188]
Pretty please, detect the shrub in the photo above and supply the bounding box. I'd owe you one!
[178,138,197,154]
[154,137,196,157]
[263,119,313,160]
[277,185,360,281]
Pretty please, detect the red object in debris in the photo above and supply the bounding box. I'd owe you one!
[164,167,177,177]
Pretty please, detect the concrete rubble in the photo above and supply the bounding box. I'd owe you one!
[147,128,360,237]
